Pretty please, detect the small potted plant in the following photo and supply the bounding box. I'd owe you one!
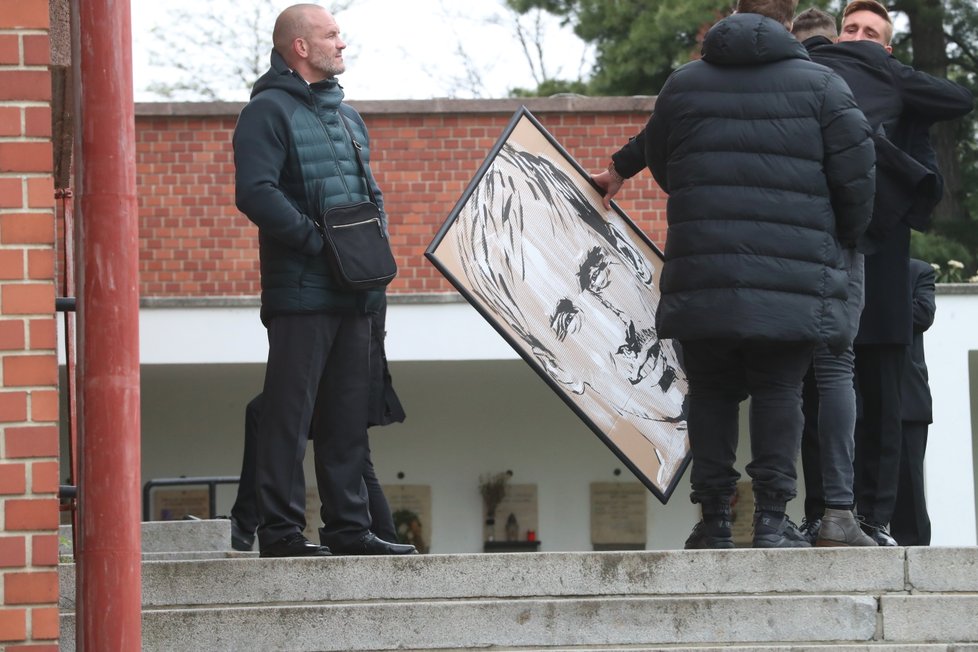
[479,471,509,542]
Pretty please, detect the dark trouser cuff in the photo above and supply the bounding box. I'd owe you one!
[692,494,734,516]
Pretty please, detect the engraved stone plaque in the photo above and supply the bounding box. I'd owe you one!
[590,482,647,548]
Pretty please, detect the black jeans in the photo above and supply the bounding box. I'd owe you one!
[681,339,814,507]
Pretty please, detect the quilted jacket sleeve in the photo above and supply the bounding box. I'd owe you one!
[233,97,325,256]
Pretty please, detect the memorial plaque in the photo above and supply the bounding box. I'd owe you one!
[152,488,209,521]
[489,484,538,543]
[590,482,647,548]
[303,486,320,541]
[730,480,754,547]
[384,484,432,554]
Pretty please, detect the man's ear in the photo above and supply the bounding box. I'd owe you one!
[292,37,308,58]
[885,44,893,53]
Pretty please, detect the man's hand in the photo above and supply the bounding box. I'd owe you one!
[591,168,624,210]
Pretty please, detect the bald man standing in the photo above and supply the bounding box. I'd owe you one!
[233,4,415,557]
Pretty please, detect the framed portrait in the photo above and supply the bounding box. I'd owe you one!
[425,107,690,503]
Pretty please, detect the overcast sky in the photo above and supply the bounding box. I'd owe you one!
[130,0,594,102]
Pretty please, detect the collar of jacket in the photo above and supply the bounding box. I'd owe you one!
[702,13,810,66]
[251,49,344,109]
[802,35,833,51]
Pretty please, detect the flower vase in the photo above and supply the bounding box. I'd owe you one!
[485,514,496,542]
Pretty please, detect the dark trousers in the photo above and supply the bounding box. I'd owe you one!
[230,392,396,543]
[890,420,931,545]
[801,365,823,519]
[256,312,373,549]
[230,394,262,534]
[853,343,905,527]
[681,339,814,506]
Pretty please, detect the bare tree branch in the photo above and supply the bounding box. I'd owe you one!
[143,0,354,101]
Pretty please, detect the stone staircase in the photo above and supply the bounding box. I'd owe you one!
[58,520,978,651]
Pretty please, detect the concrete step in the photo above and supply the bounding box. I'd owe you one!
[59,518,234,559]
[57,547,978,651]
[63,595,880,651]
[57,594,978,651]
[61,547,911,608]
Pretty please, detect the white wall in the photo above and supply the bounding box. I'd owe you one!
[919,290,978,545]
[133,359,704,552]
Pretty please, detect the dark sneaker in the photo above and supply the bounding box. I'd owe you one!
[684,518,735,550]
[753,513,811,548]
[860,520,898,547]
[816,509,877,547]
[798,517,821,546]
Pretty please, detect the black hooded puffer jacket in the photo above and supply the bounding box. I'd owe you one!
[645,13,875,350]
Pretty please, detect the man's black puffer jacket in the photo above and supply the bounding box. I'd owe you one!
[644,13,875,351]
[234,50,385,323]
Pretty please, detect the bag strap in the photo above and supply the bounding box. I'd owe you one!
[338,113,378,204]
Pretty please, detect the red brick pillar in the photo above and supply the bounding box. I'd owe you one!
[0,1,61,650]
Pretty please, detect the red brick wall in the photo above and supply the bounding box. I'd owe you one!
[135,98,667,298]
[0,1,60,650]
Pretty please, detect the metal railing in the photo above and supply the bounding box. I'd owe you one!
[141,475,240,522]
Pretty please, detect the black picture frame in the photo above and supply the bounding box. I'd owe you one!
[425,107,690,503]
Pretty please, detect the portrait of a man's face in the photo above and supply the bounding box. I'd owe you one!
[427,109,689,501]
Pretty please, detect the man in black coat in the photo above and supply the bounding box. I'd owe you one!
[890,258,937,545]
[791,4,952,547]
[593,0,875,549]
[818,0,971,546]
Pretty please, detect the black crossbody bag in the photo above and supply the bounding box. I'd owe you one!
[318,117,397,290]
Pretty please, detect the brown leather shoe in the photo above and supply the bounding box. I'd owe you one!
[815,509,877,547]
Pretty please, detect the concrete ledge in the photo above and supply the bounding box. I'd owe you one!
[59,519,231,557]
[61,595,876,651]
[58,548,906,608]
[139,292,465,309]
[881,595,978,642]
[623,647,968,652]
[135,96,658,119]
[141,551,253,561]
[906,547,978,592]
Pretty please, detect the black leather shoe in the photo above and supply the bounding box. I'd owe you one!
[259,533,332,558]
[798,517,822,546]
[332,532,418,556]
[860,521,898,547]
[230,518,255,552]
